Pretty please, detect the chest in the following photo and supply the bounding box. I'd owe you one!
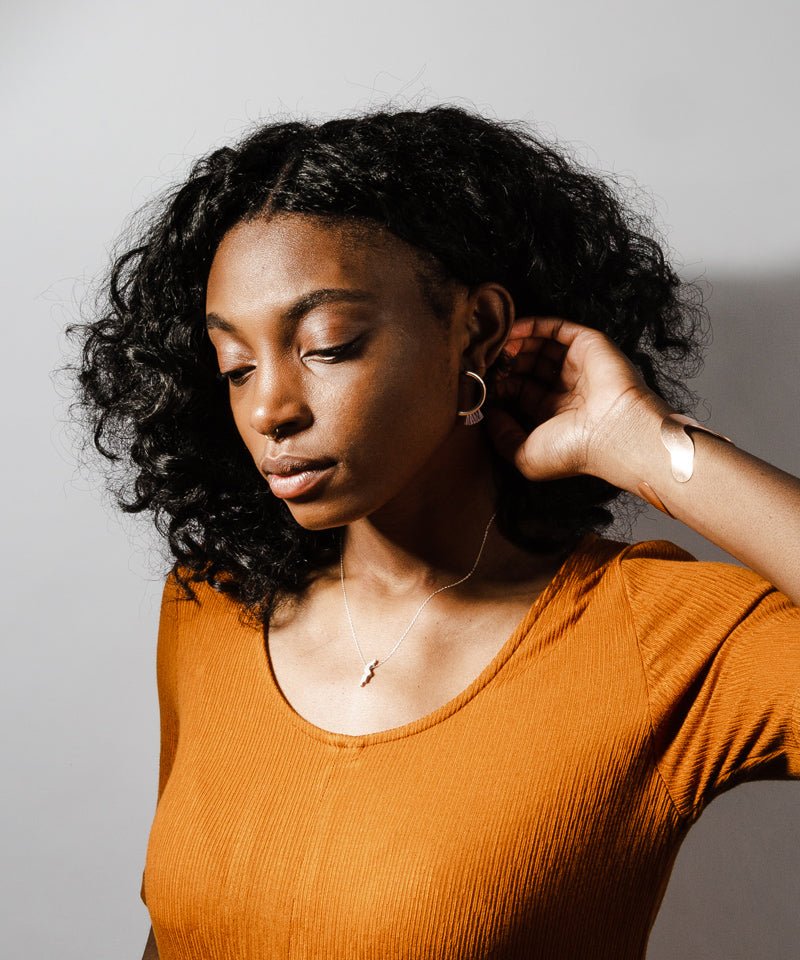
[265,589,547,736]
[145,587,669,960]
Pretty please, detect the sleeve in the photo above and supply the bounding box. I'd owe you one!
[140,571,183,907]
[618,538,800,823]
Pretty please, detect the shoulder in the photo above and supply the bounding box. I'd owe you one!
[160,564,246,629]
[596,536,782,646]
[155,567,257,687]
[613,537,774,605]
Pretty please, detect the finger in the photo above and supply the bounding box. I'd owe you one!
[498,349,570,395]
[494,375,564,421]
[502,335,541,359]
[538,340,576,386]
[506,316,595,349]
[483,405,528,464]
[502,358,566,391]
[494,373,549,409]
[503,352,564,379]
[485,405,564,480]
[504,316,567,342]
[501,340,568,375]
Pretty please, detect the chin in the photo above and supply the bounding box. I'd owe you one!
[280,498,363,532]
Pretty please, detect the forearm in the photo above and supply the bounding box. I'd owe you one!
[142,926,159,959]
[599,397,800,605]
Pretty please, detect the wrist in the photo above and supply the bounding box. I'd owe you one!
[587,392,677,494]
[589,394,736,520]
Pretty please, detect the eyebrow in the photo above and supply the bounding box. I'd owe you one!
[205,287,377,333]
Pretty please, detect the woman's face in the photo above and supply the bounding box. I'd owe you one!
[205,213,486,530]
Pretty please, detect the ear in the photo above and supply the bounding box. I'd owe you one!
[458,282,515,375]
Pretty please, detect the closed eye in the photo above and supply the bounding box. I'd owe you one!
[217,367,255,387]
[217,336,364,387]
[306,336,364,363]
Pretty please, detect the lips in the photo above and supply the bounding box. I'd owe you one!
[259,452,337,500]
[260,455,337,477]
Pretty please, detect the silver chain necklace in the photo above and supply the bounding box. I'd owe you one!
[339,511,497,687]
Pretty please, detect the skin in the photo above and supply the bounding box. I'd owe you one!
[142,928,158,959]
[488,316,800,604]
[201,213,572,743]
[144,212,800,958]
[204,212,566,594]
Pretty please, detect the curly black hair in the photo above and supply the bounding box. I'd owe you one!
[62,103,708,629]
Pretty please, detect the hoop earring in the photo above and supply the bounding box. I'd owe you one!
[457,370,487,426]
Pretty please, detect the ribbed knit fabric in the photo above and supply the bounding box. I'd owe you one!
[140,533,800,959]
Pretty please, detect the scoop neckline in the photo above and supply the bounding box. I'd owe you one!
[259,531,599,749]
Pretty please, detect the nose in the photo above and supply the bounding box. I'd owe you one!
[247,364,312,441]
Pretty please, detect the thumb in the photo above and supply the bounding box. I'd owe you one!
[486,405,583,483]
[483,405,529,467]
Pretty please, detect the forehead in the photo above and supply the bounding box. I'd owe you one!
[206,214,419,309]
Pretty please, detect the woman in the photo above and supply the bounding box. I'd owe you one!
[67,105,800,959]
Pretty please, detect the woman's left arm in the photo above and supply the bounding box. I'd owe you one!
[485,316,800,605]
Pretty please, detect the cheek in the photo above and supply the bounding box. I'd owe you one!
[330,355,456,473]
[222,347,457,479]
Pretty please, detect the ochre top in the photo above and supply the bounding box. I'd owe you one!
[140,533,800,959]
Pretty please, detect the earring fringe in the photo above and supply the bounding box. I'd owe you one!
[457,370,487,426]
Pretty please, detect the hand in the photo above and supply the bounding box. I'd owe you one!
[484,316,672,483]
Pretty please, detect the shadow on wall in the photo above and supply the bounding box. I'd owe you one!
[627,268,800,959]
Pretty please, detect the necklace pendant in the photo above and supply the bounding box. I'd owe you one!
[360,658,379,687]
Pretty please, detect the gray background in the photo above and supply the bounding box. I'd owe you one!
[2,1,798,957]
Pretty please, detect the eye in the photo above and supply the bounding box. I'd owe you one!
[216,366,254,387]
[305,336,364,363]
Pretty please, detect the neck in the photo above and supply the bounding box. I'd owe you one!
[339,427,549,599]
